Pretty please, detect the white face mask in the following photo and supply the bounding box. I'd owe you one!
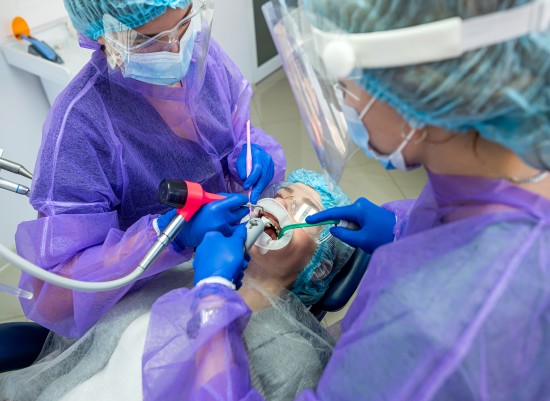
[242,198,294,255]
[121,15,201,86]
[342,97,421,171]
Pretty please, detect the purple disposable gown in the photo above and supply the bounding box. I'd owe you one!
[16,40,286,338]
[142,172,550,400]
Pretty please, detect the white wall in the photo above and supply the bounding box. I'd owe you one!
[0,0,68,247]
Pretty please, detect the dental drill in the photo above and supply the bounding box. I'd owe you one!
[244,216,271,251]
[0,179,264,295]
[0,149,32,197]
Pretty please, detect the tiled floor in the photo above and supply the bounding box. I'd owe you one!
[0,67,427,326]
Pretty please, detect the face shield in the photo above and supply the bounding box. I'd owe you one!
[263,2,358,183]
[264,0,550,181]
[102,0,214,86]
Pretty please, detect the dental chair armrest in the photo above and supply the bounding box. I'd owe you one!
[0,322,50,373]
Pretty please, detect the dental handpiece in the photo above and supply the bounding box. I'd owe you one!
[0,177,30,196]
[0,157,33,179]
[244,217,269,251]
[137,213,186,271]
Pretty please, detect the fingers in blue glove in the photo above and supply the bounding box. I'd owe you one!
[329,226,365,249]
[193,224,248,287]
[309,198,396,253]
[236,145,249,182]
[306,203,360,225]
[243,163,262,190]
[250,160,274,203]
[237,144,275,204]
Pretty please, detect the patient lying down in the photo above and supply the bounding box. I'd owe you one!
[0,169,353,401]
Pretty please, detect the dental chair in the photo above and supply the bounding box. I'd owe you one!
[0,249,370,373]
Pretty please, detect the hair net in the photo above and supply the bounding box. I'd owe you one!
[64,0,192,40]
[303,0,550,170]
[288,169,354,306]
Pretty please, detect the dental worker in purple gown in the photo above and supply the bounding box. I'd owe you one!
[15,0,285,338]
[140,0,550,399]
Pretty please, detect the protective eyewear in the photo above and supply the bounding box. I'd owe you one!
[103,0,212,54]
[260,182,331,243]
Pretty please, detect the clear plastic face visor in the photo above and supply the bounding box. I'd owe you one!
[258,182,331,244]
[263,2,359,184]
[264,0,550,180]
[102,0,214,62]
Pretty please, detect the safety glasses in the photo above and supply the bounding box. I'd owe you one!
[260,182,332,243]
[103,0,212,54]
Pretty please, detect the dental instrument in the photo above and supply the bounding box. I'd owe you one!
[0,283,33,300]
[277,219,360,239]
[0,150,33,197]
[0,180,233,292]
[0,177,30,197]
[244,216,271,251]
[12,17,64,64]
[246,119,253,207]
[0,156,33,180]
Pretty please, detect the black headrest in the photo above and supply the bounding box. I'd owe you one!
[310,249,371,320]
[0,322,50,373]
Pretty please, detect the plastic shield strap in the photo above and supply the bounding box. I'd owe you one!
[263,1,358,183]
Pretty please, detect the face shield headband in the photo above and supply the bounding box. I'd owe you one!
[311,0,550,78]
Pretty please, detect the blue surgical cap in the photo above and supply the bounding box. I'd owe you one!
[304,0,550,170]
[288,169,354,306]
[64,0,192,40]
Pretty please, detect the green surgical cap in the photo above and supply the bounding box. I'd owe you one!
[64,0,192,40]
[304,0,550,170]
[288,169,354,306]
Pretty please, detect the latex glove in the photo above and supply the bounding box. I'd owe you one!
[306,197,396,253]
[193,224,249,289]
[236,144,274,203]
[157,193,249,250]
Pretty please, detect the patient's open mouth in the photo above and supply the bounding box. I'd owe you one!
[260,211,281,240]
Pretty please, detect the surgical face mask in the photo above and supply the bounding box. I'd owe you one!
[120,15,200,86]
[341,97,420,171]
[243,198,294,255]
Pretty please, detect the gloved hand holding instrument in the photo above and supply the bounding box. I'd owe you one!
[237,143,275,204]
[306,197,396,253]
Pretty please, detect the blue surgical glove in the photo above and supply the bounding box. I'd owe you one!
[236,144,275,203]
[157,193,249,250]
[306,197,396,254]
[193,224,249,289]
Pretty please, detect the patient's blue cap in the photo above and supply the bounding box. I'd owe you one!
[288,169,354,306]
